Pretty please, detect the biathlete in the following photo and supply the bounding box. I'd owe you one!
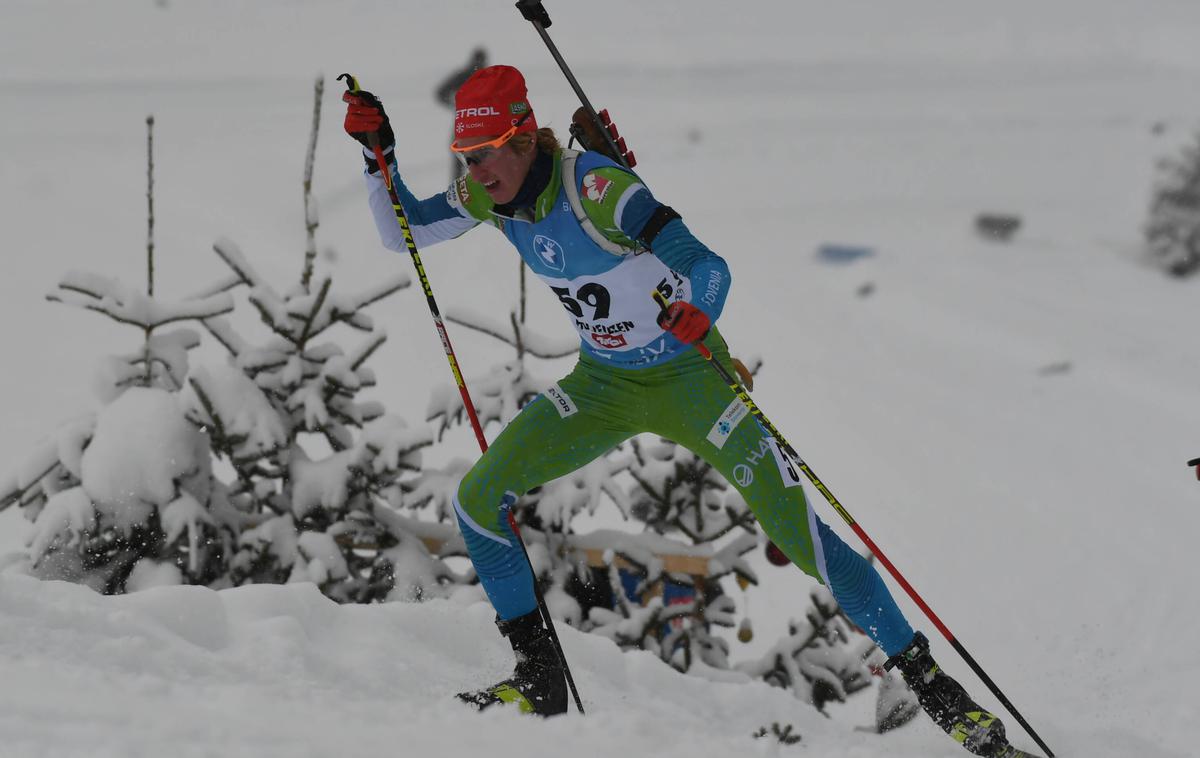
[345,64,1010,757]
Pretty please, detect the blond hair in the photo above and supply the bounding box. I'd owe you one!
[509,127,561,156]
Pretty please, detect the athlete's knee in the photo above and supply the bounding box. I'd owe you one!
[456,459,513,531]
[453,482,521,575]
[779,539,821,580]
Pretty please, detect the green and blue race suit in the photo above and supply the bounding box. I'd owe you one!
[363,148,915,656]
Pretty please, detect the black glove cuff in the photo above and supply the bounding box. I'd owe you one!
[362,145,395,175]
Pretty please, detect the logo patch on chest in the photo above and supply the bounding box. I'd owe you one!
[583,173,613,203]
[533,234,566,272]
[591,333,628,349]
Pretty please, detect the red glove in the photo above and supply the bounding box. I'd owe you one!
[342,90,394,151]
[657,301,711,344]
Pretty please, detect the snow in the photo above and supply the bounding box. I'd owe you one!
[235,515,299,578]
[2,0,1199,756]
[51,270,234,328]
[0,573,1031,758]
[160,491,215,573]
[80,387,210,532]
[184,361,288,460]
[125,556,184,592]
[288,447,360,518]
[295,530,349,583]
[27,487,95,566]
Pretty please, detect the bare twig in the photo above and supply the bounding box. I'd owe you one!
[297,276,331,347]
[0,458,58,513]
[348,330,387,372]
[187,273,245,301]
[510,311,525,361]
[145,115,156,385]
[301,75,324,293]
[197,317,245,358]
[443,311,576,359]
[146,115,156,299]
[519,262,526,324]
[212,239,265,289]
[44,296,233,330]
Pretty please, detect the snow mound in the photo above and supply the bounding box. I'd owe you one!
[0,573,1146,758]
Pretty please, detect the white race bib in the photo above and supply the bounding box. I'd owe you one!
[538,254,690,353]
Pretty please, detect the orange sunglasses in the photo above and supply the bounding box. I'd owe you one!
[450,110,534,163]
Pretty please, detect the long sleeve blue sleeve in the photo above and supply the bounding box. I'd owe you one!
[364,155,478,252]
[647,217,731,322]
[612,185,731,321]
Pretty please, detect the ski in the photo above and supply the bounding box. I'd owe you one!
[995,746,1043,758]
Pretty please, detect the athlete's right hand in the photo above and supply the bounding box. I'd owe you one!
[343,90,395,152]
[657,300,711,344]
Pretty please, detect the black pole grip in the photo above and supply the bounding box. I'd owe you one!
[515,2,631,169]
[515,0,552,27]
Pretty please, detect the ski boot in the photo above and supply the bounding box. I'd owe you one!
[886,632,1009,756]
[457,610,567,716]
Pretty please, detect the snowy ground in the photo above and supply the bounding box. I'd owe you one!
[2,1,1200,757]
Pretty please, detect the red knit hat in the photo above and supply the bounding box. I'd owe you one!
[452,65,537,147]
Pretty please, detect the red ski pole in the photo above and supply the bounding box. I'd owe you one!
[652,291,1053,758]
[338,73,488,453]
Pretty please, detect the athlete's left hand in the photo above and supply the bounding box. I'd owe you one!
[657,301,710,344]
[343,90,395,152]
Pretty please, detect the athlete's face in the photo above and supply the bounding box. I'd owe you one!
[457,135,536,205]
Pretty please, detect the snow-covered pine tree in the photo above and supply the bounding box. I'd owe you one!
[189,236,436,603]
[0,115,237,592]
[1146,127,1200,277]
[1,265,236,593]
[0,78,468,603]
[172,75,464,604]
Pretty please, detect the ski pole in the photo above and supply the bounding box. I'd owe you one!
[514,0,631,170]
[503,504,586,714]
[652,291,1055,758]
[339,72,585,715]
[338,73,488,452]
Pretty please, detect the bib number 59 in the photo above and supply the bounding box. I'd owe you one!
[551,283,611,320]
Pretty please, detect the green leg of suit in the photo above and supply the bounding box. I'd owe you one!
[454,329,824,621]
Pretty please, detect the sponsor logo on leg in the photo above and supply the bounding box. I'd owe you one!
[543,383,578,418]
[706,397,750,450]
[731,435,775,490]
